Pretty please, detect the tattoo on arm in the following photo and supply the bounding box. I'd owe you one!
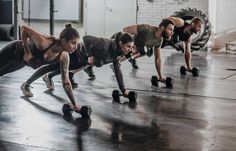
[60,52,76,105]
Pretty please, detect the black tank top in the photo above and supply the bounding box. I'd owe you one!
[28,40,56,69]
[174,22,192,42]
[30,40,56,62]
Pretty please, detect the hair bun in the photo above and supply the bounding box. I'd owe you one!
[65,24,72,29]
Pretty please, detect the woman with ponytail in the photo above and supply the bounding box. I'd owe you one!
[0,24,83,111]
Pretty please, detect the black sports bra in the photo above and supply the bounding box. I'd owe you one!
[30,40,56,61]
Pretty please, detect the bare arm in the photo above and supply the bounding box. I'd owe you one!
[166,16,184,28]
[123,25,138,35]
[20,25,46,55]
[60,51,76,106]
[113,60,126,94]
[154,46,164,81]
[183,38,192,70]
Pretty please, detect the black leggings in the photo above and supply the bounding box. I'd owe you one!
[26,50,88,85]
[0,40,26,76]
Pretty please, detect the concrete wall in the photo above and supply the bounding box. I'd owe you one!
[19,0,210,34]
[13,0,236,47]
[208,0,236,49]
[215,0,236,34]
[17,0,83,38]
[137,0,209,25]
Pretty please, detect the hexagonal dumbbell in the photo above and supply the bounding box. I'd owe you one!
[151,76,173,88]
[180,66,199,77]
[112,90,137,102]
[62,103,92,118]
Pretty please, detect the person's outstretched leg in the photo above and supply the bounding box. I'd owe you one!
[0,40,25,76]
[43,51,89,89]
[21,63,60,96]
[42,70,60,91]
[44,69,79,89]
[0,61,25,76]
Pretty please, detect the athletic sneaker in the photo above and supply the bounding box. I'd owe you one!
[84,66,96,79]
[128,58,138,69]
[69,72,78,88]
[42,74,55,90]
[21,82,33,97]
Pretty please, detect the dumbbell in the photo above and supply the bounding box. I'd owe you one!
[151,76,173,88]
[180,66,199,77]
[112,90,137,102]
[62,103,92,118]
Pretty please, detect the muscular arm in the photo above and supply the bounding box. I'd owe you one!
[20,25,45,55]
[123,25,138,35]
[183,38,192,70]
[60,51,76,105]
[166,16,184,28]
[113,60,126,93]
[154,46,164,80]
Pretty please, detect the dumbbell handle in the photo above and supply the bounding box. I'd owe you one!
[187,69,193,73]
[156,78,169,83]
[119,92,130,98]
[181,66,194,72]
[67,103,81,113]
[113,90,133,98]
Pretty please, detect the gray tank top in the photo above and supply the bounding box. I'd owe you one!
[135,24,163,48]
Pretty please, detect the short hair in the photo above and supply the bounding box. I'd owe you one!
[119,32,134,44]
[159,19,175,28]
[191,17,203,24]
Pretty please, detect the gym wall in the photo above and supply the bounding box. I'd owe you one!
[22,0,81,21]
[137,0,208,25]
[214,0,236,34]
[18,0,82,37]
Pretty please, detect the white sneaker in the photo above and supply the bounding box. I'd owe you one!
[20,82,33,97]
[42,74,55,90]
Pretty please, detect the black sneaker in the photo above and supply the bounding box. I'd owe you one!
[84,66,96,79]
[128,58,138,69]
[69,72,78,88]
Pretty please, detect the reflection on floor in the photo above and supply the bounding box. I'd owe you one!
[0,42,236,151]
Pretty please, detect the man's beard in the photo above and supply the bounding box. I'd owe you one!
[162,31,171,40]
[191,27,198,34]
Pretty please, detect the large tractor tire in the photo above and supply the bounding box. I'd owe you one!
[172,8,211,51]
